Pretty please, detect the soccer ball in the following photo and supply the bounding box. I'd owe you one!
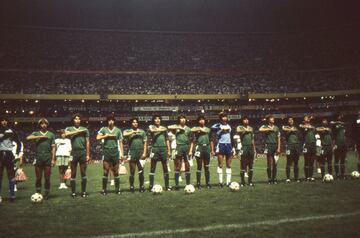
[323,174,334,183]
[151,184,163,195]
[351,171,360,179]
[229,182,240,191]
[31,193,43,203]
[184,184,195,194]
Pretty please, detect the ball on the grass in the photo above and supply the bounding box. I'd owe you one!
[151,184,163,194]
[31,193,43,203]
[184,184,195,194]
[229,182,240,191]
[351,171,360,179]
[323,174,334,183]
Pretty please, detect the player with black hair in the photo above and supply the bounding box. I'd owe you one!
[191,115,214,189]
[65,113,90,198]
[316,118,333,178]
[123,117,147,193]
[97,114,123,195]
[211,112,234,188]
[147,115,171,191]
[282,117,301,182]
[168,115,192,190]
[236,116,256,186]
[331,113,347,179]
[0,116,22,202]
[259,115,281,184]
[299,115,317,182]
[26,118,56,199]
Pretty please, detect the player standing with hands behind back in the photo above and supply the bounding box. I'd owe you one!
[65,113,90,198]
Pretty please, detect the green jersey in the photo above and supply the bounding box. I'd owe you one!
[65,126,89,151]
[317,127,332,146]
[192,127,211,145]
[124,129,147,150]
[301,125,316,144]
[260,125,280,145]
[31,131,55,160]
[98,126,122,149]
[237,125,254,146]
[148,125,168,147]
[333,122,346,147]
[175,125,191,145]
[282,126,299,145]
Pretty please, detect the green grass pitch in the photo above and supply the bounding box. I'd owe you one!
[0,152,359,238]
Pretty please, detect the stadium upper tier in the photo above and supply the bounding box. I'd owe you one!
[0,26,359,94]
[1,26,359,70]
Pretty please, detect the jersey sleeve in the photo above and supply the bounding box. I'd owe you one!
[97,127,105,135]
[142,130,148,142]
[84,128,90,138]
[50,133,56,145]
[164,130,169,141]
[118,129,123,141]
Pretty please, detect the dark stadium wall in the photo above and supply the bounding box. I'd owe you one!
[1,0,358,32]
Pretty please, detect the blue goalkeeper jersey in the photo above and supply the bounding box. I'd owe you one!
[212,123,232,144]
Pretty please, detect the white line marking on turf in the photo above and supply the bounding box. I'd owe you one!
[91,211,360,238]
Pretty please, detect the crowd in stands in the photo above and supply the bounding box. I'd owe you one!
[0,26,359,94]
[0,69,358,95]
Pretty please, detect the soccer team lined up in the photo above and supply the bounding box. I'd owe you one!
[0,112,358,202]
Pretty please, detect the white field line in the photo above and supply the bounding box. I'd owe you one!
[90,211,360,238]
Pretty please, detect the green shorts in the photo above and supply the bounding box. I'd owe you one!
[103,148,120,164]
[71,150,87,164]
[265,144,277,156]
[303,143,316,155]
[286,144,301,157]
[128,149,144,161]
[176,144,190,158]
[34,156,52,167]
[150,147,167,161]
[195,145,211,156]
[241,145,254,158]
[321,145,333,157]
[56,156,70,166]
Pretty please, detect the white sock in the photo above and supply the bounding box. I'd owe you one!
[226,168,232,185]
[217,167,223,184]
[139,160,146,167]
